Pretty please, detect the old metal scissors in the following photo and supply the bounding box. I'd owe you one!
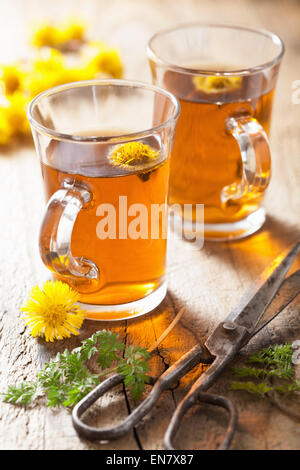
[72,242,300,449]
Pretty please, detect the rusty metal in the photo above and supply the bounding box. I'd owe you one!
[72,241,300,450]
[72,344,213,441]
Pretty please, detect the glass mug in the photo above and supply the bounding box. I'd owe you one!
[27,80,180,320]
[147,24,284,240]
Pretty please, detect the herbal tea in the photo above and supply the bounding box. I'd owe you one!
[29,80,179,320]
[163,66,274,230]
[40,129,169,317]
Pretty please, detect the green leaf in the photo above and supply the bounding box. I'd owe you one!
[97,331,124,369]
[2,382,37,406]
[117,345,151,400]
[230,342,299,411]
[248,343,293,374]
[62,375,100,407]
[45,384,69,407]
[232,366,264,379]
[2,330,151,408]
[230,381,273,396]
[274,381,300,394]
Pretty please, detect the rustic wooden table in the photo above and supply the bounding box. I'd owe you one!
[0,0,299,450]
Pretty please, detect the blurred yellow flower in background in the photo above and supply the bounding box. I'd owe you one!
[0,115,12,145]
[31,18,86,49]
[0,19,123,146]
[0,93,30,141]
[0,64,25,95]
[32,47,65,72]
[82,41,123,78]
[24,48,66,96]
[58,18,86,44]
[92,48,123,78]
[31,23,60,48]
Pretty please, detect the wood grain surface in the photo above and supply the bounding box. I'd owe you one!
[0,0,299,450]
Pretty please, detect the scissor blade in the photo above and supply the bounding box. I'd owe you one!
[249,269,300,339]
[224,242,300,333]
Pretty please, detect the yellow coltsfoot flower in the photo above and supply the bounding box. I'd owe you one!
[59,18,86,43]
[31,19,86,50]
[0,64,25,95]
[93,48,123,78]
[32,47,65,72]
[110,142,160,168]
[193,75,242,93]
[25,49,66,97]
[0,93,30,137]
[21,281,85,342]
[0,114,13,145]
[0,20,123,145]
[31,23,61,48]
[82,41,123,79]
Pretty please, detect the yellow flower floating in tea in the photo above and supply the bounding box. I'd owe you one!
[0,19,123,146]
[193,75,242,94]
[110,142,160,168]
[21,281,85,342]
[110,142,161,182]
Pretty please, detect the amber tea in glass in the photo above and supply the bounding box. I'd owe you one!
[28,80,179,320]
[148,24,284,240]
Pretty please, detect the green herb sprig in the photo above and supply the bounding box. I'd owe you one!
[230,343,300,419]
[2,330,150,408]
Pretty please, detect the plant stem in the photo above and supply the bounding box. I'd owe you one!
[97,308,185,378]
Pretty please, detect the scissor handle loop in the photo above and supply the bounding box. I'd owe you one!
[72,373,158,441]
[72,344,210,441]
[164,390,238,450]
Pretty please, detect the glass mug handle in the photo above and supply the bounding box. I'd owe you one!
[222,115,271,206]
[39,181,99,286]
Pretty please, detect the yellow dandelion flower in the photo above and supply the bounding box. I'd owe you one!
[0,113,13,145]
[59,18,86,43]
[83,42,123,78]
[0,93,30,137]
[110,142,160,168]
[25,68,85,99]
[58,64,97,83]
[94,49,123,78]
[31,23,61,48]
[32,48,65,72]
[193,75,242,93]
[25,50,66,97]
[25,69,51,98]
[26,48,99,97]
[27,70,71,98]
[31,19,86,49]
[0,64,25,95]
[21,281,85,342]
